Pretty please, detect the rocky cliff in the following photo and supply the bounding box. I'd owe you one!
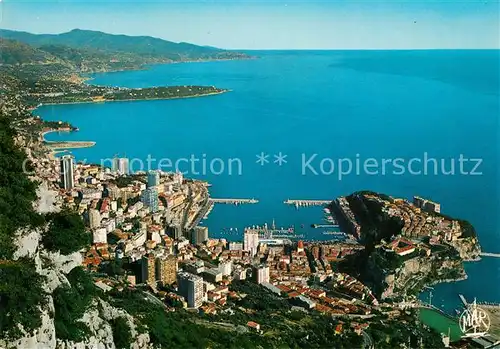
[0,184,152,349]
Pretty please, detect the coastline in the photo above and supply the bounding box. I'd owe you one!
[36,90,230,108]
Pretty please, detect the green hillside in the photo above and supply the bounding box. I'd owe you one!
[0,38,58,65]
[0,28,249,62]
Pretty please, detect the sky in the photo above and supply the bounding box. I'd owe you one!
[0,0,498,49]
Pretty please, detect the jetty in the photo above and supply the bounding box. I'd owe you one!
[284,199,332,208]
[45,141,96,150]
[480,252,500,258]
[322,231,346,236]
[209,198,258,205]
[312,224,339,228]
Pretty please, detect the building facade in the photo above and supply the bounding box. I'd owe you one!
[88,209,101,229]
[141,187,159,213]
[177,271,205,308]
[252,264,270,284]
[191,226,208,245]
[244,228,259,257]
[156,255,178,285]
[141,254,156,287]
[218,260,232,276]
[113,157,129,175]
[147,170,160,188]
[59,155,74,190]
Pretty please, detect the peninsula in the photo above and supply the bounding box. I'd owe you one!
[0,29,250,107]
[331,191,481,298]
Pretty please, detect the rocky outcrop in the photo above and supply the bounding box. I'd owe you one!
[366,252,465,300]
[58,299,153,349]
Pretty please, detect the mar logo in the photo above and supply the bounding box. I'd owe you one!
[459,299,491,338]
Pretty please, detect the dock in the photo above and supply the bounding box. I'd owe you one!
[209,198,258,205]
[284,199,332,208]
[459,294,468,306]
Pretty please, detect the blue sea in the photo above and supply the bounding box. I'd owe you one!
[37,50,500,311]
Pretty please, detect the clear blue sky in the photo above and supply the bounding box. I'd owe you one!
[1,0,498,49]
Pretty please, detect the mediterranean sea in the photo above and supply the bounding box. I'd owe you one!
[37,50,500,312]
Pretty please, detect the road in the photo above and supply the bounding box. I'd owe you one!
[142,290,168,310]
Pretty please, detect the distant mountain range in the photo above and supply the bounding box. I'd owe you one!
[0,28,250,70]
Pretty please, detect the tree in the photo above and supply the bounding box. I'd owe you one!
[53,267,96,342]
[42,209,90,254]
[0,258,47,339]
[111,317,132,349]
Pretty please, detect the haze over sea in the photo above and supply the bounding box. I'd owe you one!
[38,50,500,312]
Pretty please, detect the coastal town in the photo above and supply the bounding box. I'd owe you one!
[1,25,499,349]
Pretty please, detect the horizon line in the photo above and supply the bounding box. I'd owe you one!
[232,48,500,51]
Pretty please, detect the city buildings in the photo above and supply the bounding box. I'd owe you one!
[147,170,160,188]
[141,187,159,213]
[112,157,129,175]
[244,228,259,257]
[59,155,74,190]
[191,226,208,245]
[177,271,205,308]
[252,264,270,284]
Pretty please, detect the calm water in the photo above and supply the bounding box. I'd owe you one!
[37,50,500,310]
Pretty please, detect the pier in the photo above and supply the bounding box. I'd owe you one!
[209,198,258,205]
[284,199,332,208]
[322,231,346,236]
[45,140,96,150]
[481,252,500,258]
[459,294,468,306]
[312,224,339,228]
